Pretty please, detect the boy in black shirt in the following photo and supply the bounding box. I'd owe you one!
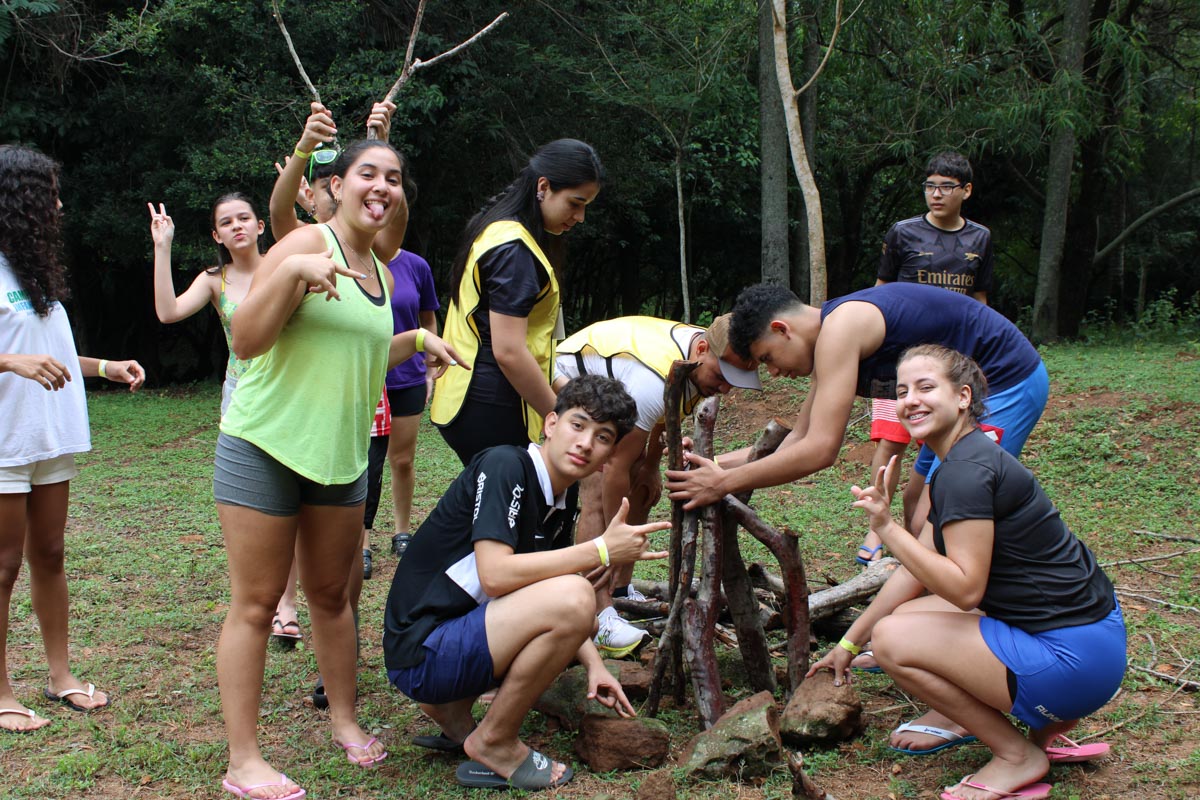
[384,375,669,790]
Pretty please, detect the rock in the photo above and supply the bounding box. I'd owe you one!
[574,714,671,771]
[779,671,864,747]
[534,665,622,731]
[678,690,782,780]
[609,659,654,701]
[636,767,677,800]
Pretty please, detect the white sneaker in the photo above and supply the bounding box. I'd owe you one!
[594,606,650,659]
[624,584,647,603]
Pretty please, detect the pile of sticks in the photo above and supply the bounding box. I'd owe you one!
[646,361,893,729]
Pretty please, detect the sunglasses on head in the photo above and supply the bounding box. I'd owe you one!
[307,148,339,184]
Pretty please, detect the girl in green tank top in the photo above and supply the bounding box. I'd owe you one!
[211,140,467,798]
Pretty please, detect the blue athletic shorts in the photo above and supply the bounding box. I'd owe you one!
[980,599,1126,730]
[213,433,367,516]
[388,603,497,705]
[915,361,1050,480]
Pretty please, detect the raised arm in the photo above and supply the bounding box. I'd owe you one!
[149,203,213,323]
[269,102,336,241]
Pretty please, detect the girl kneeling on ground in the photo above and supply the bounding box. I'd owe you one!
[809,344,1125,800]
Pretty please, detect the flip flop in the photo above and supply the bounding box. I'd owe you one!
[413,730,469,753]
[339,735,388,767]
[221,772,306,800]
[889,721,978,755]
[456,750,574,790]
[270,615,302,644]
[1045,734,1110,763]
[855,543,884,565]
[0,707,48,733]
[851,648,884,674]
[43,683,109,712]
[940,774,1052,800]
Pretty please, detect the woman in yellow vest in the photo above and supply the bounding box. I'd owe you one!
[215,139,466,799]
[431,139,604,467]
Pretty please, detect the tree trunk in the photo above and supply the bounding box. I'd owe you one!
[675,148,691,322]
[772,0,827,304]
[759,0,790,287]
[1032,0,1090,342]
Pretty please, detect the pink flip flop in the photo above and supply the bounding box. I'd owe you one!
[940,774,1052,800]
[340,736,388,767]
[221,773,305,800]
[1045,734,1110,763]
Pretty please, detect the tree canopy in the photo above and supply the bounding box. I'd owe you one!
[4,0,1198,378]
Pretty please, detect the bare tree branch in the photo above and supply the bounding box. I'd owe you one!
[379,10,510,107]
[1093,186,1200,264]
[794,0,843,97]
[271,0,321,104]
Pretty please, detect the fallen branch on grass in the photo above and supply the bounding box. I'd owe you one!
[1129,664,1200,691]
[1101,548,1200,568]
[1115,589,1200,615]
[1133,530,1200,545]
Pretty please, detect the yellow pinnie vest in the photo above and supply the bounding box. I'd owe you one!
[557,316,704,422]
[431,220,559,441]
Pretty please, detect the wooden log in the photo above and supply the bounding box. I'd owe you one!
[663,359,700,600]
[725,497,810,691]
[612,597,669,618]
[720,416,791,694]
[749,558,899,621]
[721,510,776,693]
[632,577,696,601]
[648,367,702,716]
[683,487,726,728]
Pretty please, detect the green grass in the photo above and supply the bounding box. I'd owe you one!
[1,343,1198,798]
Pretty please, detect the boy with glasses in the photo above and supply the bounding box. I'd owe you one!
[857,152,994,566]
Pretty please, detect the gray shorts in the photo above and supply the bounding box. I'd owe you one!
[213,433,367,516]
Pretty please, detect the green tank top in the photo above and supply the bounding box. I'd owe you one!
[220,225,392,484]
[217,268,254,381]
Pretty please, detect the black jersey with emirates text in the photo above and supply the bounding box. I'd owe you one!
[383,443,579,669]
[877,214,993,297]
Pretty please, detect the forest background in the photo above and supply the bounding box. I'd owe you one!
[3,0,1199,382]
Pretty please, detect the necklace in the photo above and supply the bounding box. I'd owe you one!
[330,224,375,280]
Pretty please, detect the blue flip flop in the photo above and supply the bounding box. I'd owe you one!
[851,649,884,674]
[889,721,978,755]
[856,543,884,566]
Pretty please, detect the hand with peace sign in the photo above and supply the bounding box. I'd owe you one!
[850,454,899,534]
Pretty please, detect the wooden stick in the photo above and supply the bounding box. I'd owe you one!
[1114,589,1200,615]
[1128,664,1200,691]
[786,750,838,800]
[647,361,702,716]
[1133,530,1200,545]
[379,9,510,106]
[722,418,791,693]
[271,0,321,103]
[725,497,810,690]
[1101,548,1200,568]
[684,448,726,728]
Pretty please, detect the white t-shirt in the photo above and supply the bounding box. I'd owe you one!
[0,254,90,467]
[555,327,700,432]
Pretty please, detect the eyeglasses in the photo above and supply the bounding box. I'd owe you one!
[306,148,339,184]
[922,181,963,195]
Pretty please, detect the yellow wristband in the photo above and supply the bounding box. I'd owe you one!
[97,360,108,379]
[837,637,861,656]
[593,537,610,567]
[293,146,313,160]
[414,328,426,352]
